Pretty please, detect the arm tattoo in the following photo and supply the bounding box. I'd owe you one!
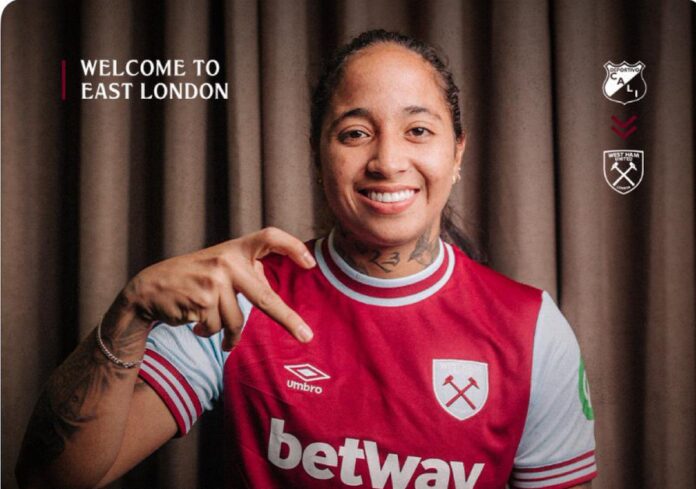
[19,319,146,467]
[20,335,109,466]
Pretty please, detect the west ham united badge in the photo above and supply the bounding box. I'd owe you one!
[433,359,489,421]
[603,150,644,194]
[602,61,647,105]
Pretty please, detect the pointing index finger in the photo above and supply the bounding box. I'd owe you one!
[234,269,313,343]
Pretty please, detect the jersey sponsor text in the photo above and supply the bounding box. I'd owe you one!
[268,418,485,488]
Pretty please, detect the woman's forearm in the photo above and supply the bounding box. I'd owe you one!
[15,300,151,489]
[15,229,315,488]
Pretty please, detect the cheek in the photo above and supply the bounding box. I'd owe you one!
[322,164,354,211]
[322,148,361,189]
[321,171,337,203]
[421,152,456,187]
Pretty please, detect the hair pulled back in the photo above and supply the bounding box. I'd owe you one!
[310,29,483,262]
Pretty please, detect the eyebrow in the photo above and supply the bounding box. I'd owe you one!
[327,105,442,134]
[404,105,442,120]
[328,108,371,134]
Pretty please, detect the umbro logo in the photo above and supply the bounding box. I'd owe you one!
[284,363,330,395]
[285,363,331,382]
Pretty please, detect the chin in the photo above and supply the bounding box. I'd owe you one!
[343,219,426,248]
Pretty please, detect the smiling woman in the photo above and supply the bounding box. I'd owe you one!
[316,41,465,276]
[16,30,596,489]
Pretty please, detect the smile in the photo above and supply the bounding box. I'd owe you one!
[356,187,419,215]
[365,189,415,203]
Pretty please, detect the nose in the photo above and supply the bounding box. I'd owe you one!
[366,131,409,178]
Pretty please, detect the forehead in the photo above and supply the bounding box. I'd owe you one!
[330,43,447,111]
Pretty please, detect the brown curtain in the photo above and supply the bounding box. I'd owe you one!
[2,0,694,488]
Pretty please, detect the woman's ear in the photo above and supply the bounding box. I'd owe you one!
[454,133,466,165]
[314,153,324,185]
[452,134,466,182]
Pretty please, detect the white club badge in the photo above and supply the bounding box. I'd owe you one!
[602,61,647,105]
[603,149,644,194]
[433,359,489,421]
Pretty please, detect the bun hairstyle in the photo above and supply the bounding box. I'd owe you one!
[310,29,483,262]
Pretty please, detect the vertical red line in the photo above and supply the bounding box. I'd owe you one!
[61,60,66,100]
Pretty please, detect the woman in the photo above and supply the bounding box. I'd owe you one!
[16,30,596,489]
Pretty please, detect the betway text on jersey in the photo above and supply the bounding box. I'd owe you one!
[268,418,485,488]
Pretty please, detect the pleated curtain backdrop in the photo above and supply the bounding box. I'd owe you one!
[2,0,694,488]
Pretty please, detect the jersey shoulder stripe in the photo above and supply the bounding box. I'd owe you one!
[138,298,251,435]
[140,347,202,435]
[510,449,597,488]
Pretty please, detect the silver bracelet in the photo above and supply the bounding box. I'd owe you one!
[96,316,143,369]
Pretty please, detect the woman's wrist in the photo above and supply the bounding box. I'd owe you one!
[113,279,156,327]
[97,292,153,364]
[95,317,144,369]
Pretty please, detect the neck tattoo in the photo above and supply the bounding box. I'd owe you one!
[333,226,440,278]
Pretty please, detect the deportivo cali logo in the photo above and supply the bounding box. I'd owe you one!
[578,359,594,420]
[602,61,647,105]
[433,359,489,420]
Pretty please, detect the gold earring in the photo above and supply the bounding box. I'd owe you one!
[452,169,461,184]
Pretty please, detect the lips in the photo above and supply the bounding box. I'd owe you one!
[357,186,419,214]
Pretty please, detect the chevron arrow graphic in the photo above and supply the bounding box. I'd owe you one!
[611,115,638,140]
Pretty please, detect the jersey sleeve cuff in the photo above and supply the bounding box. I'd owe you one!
[510,450,597,489]
[138,347,204,436]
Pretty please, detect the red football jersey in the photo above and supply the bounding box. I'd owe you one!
[140,233,597,489]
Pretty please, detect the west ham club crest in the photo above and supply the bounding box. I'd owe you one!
[603,150,644,194]
[602,61,647,105]
[433,359,489,421]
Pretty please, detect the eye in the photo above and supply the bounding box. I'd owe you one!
[407,126,433,138]
[338,129,370,143]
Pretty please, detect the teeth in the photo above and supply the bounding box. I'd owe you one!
[366,189,415,203]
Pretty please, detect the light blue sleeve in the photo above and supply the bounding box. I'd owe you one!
[511,292,597,488]
[138,294,252,435]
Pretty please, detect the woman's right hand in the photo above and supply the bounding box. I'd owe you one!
[121,227,316,350]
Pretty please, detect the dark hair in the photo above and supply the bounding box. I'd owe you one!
[310,29,484,262]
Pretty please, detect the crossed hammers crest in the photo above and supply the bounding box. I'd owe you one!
[443,374,480,410]
[610,161,637,186]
